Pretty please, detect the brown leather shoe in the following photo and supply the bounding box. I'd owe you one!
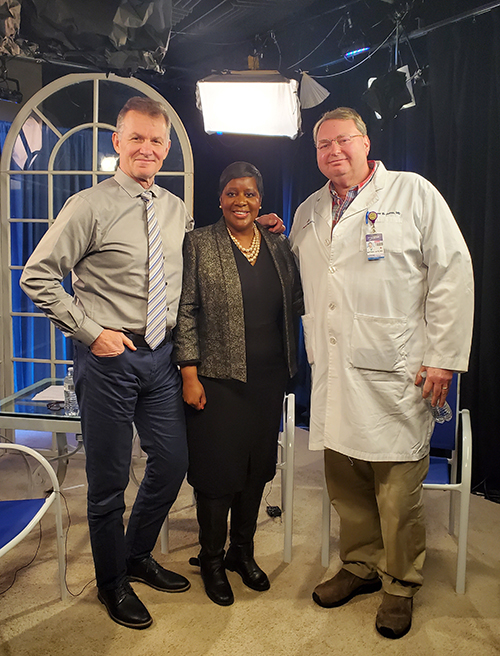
[312,568,381,608]
[376,592,413,639]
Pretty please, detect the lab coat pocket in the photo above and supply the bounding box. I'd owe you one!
[301,314,315,365]
[358,213,403,253]
[350,314,407,372]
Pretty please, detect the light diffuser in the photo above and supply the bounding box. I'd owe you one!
[196,70,301,138]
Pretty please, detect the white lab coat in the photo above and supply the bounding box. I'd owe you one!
[290,162,474,460]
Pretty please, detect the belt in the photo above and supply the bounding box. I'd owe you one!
[124,330,172,349]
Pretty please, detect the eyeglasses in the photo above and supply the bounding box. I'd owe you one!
[316,134,364,151]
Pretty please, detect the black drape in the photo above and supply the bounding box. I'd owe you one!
[337,11,500,497]
[154,7,500,496]
[423,12,500,498]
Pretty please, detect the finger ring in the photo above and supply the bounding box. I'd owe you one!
[442,386,448,390]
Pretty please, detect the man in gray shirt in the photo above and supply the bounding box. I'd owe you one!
[21,97,195,629]
[21,96,285,628]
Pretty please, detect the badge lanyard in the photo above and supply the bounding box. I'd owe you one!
[365,211,384,260]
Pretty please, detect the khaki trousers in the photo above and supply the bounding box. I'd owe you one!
[324,449,430,598]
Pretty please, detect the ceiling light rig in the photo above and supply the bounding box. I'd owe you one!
[339,13,370,61]
[196,70,301,139]
[195,27,302,139]
[363,9,422,120]
[0,61,23,104]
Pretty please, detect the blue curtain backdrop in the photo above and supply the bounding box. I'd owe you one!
[1,119,92,391]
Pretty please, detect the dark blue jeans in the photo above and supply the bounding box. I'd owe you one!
[73,340,187,590]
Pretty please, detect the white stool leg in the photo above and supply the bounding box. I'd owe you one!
[321,480,331,568]
[282,394,295,563]
[160,516,169,554]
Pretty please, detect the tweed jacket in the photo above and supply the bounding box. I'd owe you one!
[173,217,304,382]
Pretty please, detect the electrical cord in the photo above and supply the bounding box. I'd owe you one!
[472,478,500,505]
[288,17,344,70]
[59,491,96,597]
[311,22,398,79]
[0,440,95,598]
[0,524,43,595]
[47,440,84,463]
[0,489,96,598]
[264,480,282,519]
[0,439,59,596]
[304,3,416,79]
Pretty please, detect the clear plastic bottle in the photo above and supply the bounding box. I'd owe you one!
[421,372,452,423]
[427,399,453,424]
[64,366,79,416]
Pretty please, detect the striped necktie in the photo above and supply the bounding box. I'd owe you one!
[141,190,167,349]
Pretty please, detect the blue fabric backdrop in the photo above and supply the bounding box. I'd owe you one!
[1,119,92,390]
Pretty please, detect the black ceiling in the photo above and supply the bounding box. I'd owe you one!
[5,0,496,87]
[164,0,489,82]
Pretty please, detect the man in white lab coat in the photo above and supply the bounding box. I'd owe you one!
[290,107,473,639]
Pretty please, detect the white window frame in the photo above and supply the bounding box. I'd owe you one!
[0,73,194,399]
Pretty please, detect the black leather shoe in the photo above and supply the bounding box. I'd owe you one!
[225,547,270,592]
[98,581,152,629]
[199,555,234,606]
[127,555,191,592]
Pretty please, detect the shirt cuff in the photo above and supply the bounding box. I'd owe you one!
[72,317,104,346]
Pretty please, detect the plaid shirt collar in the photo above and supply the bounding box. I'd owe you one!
[329,160,377,225]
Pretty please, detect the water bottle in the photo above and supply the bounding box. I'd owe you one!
[64,366,79,416]
[421,372,452,423]
[427,399,453,424]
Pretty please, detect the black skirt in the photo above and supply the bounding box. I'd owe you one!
[185,239,288,497]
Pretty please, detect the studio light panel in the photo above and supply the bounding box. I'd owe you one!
[196,72,301,139]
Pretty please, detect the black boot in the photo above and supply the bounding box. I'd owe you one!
[199,553,234,606]
[195,491,234,606]
[226,483,270,592]
[225,543,270,591]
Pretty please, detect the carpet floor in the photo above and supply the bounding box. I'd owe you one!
[1,428,499,656]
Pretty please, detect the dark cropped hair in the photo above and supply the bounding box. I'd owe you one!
[218,161,264,198]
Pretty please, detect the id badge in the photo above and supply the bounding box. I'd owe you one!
[366,233,384,260]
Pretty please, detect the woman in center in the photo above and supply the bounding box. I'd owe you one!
[174,161,303,606]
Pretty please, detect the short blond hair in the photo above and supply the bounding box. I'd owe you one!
[313,107,367,144]
[116,96,171,138]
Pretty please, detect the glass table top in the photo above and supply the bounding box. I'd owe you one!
[0,378,80,420]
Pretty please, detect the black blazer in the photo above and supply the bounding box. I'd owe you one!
[173,218,304,382]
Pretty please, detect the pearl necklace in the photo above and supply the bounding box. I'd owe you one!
[227,223,261,265]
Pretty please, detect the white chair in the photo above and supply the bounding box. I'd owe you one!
[0,442,67,600]
[157,393,296,562]
[277,393,296,563]
[321,374,472,593]
[422,374,472,593]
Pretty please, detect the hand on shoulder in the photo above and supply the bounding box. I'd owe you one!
[256,213,285,234]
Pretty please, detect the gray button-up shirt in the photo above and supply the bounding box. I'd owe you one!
[20,168,194,346]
